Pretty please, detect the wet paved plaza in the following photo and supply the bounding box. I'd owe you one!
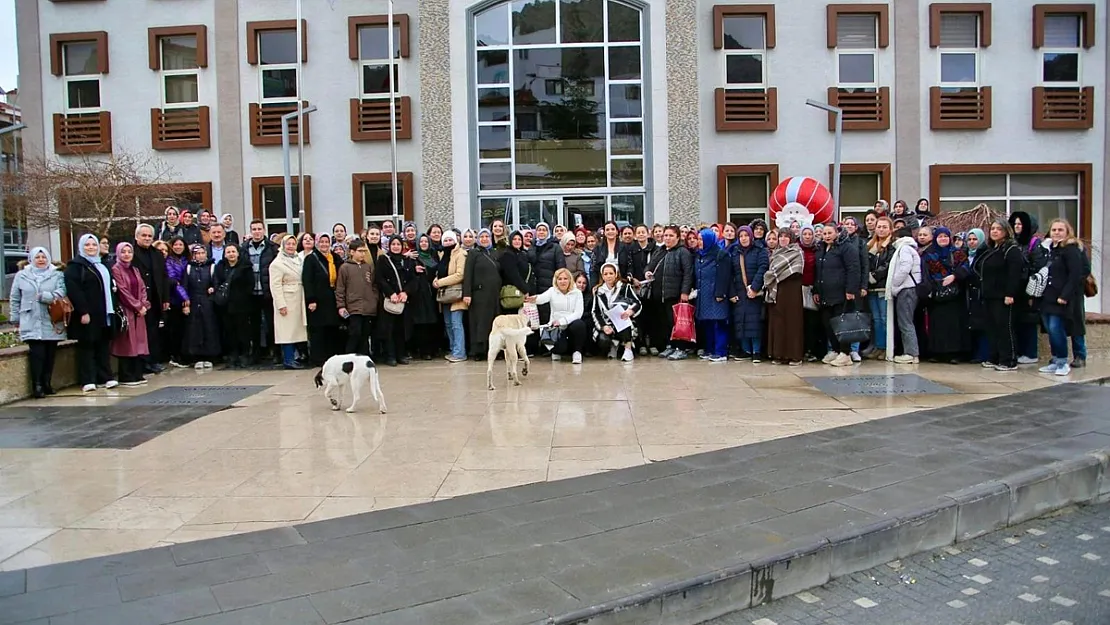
[0,356,1105,571]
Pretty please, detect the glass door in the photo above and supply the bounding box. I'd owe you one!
[563,196,607,232]
[513,198,560,230]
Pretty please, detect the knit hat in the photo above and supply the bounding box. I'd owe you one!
[441,230,458,246]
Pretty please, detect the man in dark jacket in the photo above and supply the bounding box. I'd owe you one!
[133,223,170,373]
[814,224,862,367]
[241,219,278,364]
[180,210,203,246]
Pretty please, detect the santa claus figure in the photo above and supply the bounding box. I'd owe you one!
[769,177,834,230]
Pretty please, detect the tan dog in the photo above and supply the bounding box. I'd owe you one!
[487,313,536,390]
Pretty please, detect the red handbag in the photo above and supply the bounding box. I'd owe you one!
[670,302,696,343]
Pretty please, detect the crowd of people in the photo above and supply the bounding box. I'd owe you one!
[7,200,1093,398]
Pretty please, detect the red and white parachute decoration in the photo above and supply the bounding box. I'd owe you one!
[769,176,835,230]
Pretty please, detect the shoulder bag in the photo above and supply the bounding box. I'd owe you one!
[1026,250,1051,297]
[48,296,73,327]
[383,259,406,315]
[829,300,872,344]
[499,265,531,309]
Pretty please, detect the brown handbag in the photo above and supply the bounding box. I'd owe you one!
[49,296,73,324]
[1084,274,1098,298]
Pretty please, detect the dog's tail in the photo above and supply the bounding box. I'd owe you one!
[313,369,324,388]
[501,327,533,338]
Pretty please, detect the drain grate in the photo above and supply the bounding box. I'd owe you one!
[118,386,268,407]
[804,374,956,396]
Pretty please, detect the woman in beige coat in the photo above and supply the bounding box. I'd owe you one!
[270,234,308,369]
[432,230,468,362]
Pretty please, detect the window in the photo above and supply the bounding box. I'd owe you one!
[348,15,412,142]
[159,35,200,107]
[722,15,767,88]
[937,14,979,86]
[251,176,312,236]
[247,21,306,102]
[836,14,878,87]
[830,163,891,221]
[713,6,777,131]
[352,172,414,231]
[147,26,209,149]
[1040,15,1081,85]
[358,23,401,99]
[50,31,111,154]
[716,165,778,224]
[57,38,104,113]
[935,170,1087,237]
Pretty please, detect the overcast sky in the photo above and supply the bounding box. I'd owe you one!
[1,0,16,92]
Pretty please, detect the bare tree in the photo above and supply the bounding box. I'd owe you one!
[2,148,180,243]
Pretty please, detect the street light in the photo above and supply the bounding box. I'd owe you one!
[805,99,843,222]
[282,105,317,235]
[0,123,27,295]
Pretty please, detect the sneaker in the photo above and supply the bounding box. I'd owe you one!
[82,383,96,393]
[639,347,648,356]
[1055,363,1072,376]
[893,355,919,364]
[445,355,465,363]
[195,362,205,370]
[1038,363,1059,374]
[709,355,728,363]
[571,351,583,365]
[696,349,705,358]
[822,351,838,364]
[105,380,119,389]
[980,361,995,368]
[203,361,214,368]
[788,360,803,367]
[667,349,688,361]
[1017,356,1039,365]
[551,353,562,361]
[1071,358,1086,368]
[659,347,674,359]
[608,345,619,359]
[698,353,711,360]
[649,347,659,357]
[169,360,188,369]
[121,381,144,387]
[622,348,634,362]
[751,357,762,364]
[850,352,862,363]
[993,364,1018,372]
[830,353,852,367]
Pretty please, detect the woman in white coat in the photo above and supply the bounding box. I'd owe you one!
[10,247,68,398]
[270,234,308,369]
[528,268,588,364]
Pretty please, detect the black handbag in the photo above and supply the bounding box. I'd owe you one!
[829,301,871,344]
[111,305,129,335]
[930,281,960,303]
[212,281,231,307]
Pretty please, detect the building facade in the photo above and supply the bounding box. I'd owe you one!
[15,0,1110,310]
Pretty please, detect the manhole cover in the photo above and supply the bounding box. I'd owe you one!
[804,374,956,396]
[118,386,268,406]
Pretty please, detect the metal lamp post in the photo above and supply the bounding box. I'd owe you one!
[805,99,843,222]
[0,123,27,295]
[281,106,318,235]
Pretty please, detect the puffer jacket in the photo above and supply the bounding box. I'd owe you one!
[645,244,693,301]
[164,255,190,306]
[814,235,862,307]
[528,239,564,291]
[336,257,379,316]
[886,237,921,297]
[9,265,67,341]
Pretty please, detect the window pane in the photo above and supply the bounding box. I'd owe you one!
[63,42,99,75]
[479,126,511,158]
[722,15,764,50]
[608,0,640,42]
[1044,14,1081,47]
[612,159,643,187]
[1043,53,1079,82]
[259,30,298,65]
[517,199,559,229]
[838,53,875,83]
[262,185,300,221]
[512,0,556,45]
[611,194,644,226]
[565,196,606,231]
[608,46,641,80]
[939,13,978,48]
[938,200,983,212]
[262,68,297,99]
[362,64,399,95]
[480,162,512,190]
[609,84,641,118]
[67,79,101,109]
[478,87,511,121]
[726,175,767,210]
[481,198,512,226]
[839,173,879,208]
[362,182,404,219]
[359,25,401,60]
[1010,200,1079,236]
[939,174,1006,197]
[726,54,762,85]
[1009,173,1078,196]
[161,35,198,70]
[940,53,976,83]
[560,0,603,43]
[836,14,878,48]
[164,74,199,104]
[476,50,510,84]
[611,121,642,155]
[727,211,767,227]
[475,4,510,47]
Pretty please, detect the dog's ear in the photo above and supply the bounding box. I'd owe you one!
[313,370,324,388]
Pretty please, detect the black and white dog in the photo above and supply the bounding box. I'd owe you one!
[314,354,388,414]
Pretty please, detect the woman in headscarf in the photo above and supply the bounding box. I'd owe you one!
[410,234,442,359]
[763,230,805,365]
[866,216,895,360]
[376,236,417,366]
[301,233,343,366]
[213,243,254,368]
[730,225,768,361]
[220,213,240,245]
[970,220,1025,371]
[270,234,308,369]
[434,230,468,363]
[159,206,183,242]
[182,244,220,369]
[963,227,990,364]
[498,231,533,314]
[750,219,769,247]
[109,242,151,385]
[65,234,119,391]
[461,229,477,252]
[331,241,347,262]
[797,225,823,361]
[694,228,732,362]
[10,247,67,397]
[592,261,642,362]
[913,198,932,229]
[162,237,191,367]
[920,226,970,363]
[463,229,502,360]
[561,232,585,277]
[401,221,419,253]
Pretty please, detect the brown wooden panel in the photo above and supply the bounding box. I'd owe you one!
[147,25,208,70]
[714,87,777,131]
[1032,86,1095,129]
[249,102,312,146]
[49,31,109,75]
[1033,4,1096,48]
[712,5,776,49]
[348,14,411,59]
[827,4,890,48]
[349,97,413,141]
[150,106,210,150]
[827,87,890,131]
[928,3,992,47]
[246,19,307,64]
[53,111,112,154]
[716,164,779,224]
[930,86,992,130]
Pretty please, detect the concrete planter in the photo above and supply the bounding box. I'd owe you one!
[0,341,85,404]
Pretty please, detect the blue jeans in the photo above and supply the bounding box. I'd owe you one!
[443,307,466,359]
[1041,314,1069,365]
[1015,321,1039,359]
[868,293,888,350]
[281,344,297,366]
[970,331,990,363]
[1072,335,1087,360]
[740,337,761,356]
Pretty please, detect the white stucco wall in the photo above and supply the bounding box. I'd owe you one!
[697,0,899,224]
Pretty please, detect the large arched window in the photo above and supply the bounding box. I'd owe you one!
[472,0,647,230]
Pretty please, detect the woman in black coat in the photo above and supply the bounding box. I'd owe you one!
[375,235,419,366]
[183,246,221,366]
[410,234,442,359]
[463,229,503,360]
[1039,218,1086,375]
[813,224,861,366]
[499,231,533,313]
[301,234,343,366]
[213,245,255,368]
[65,233,119,390]
[644,225,694,359]
[970,220,1026,371]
